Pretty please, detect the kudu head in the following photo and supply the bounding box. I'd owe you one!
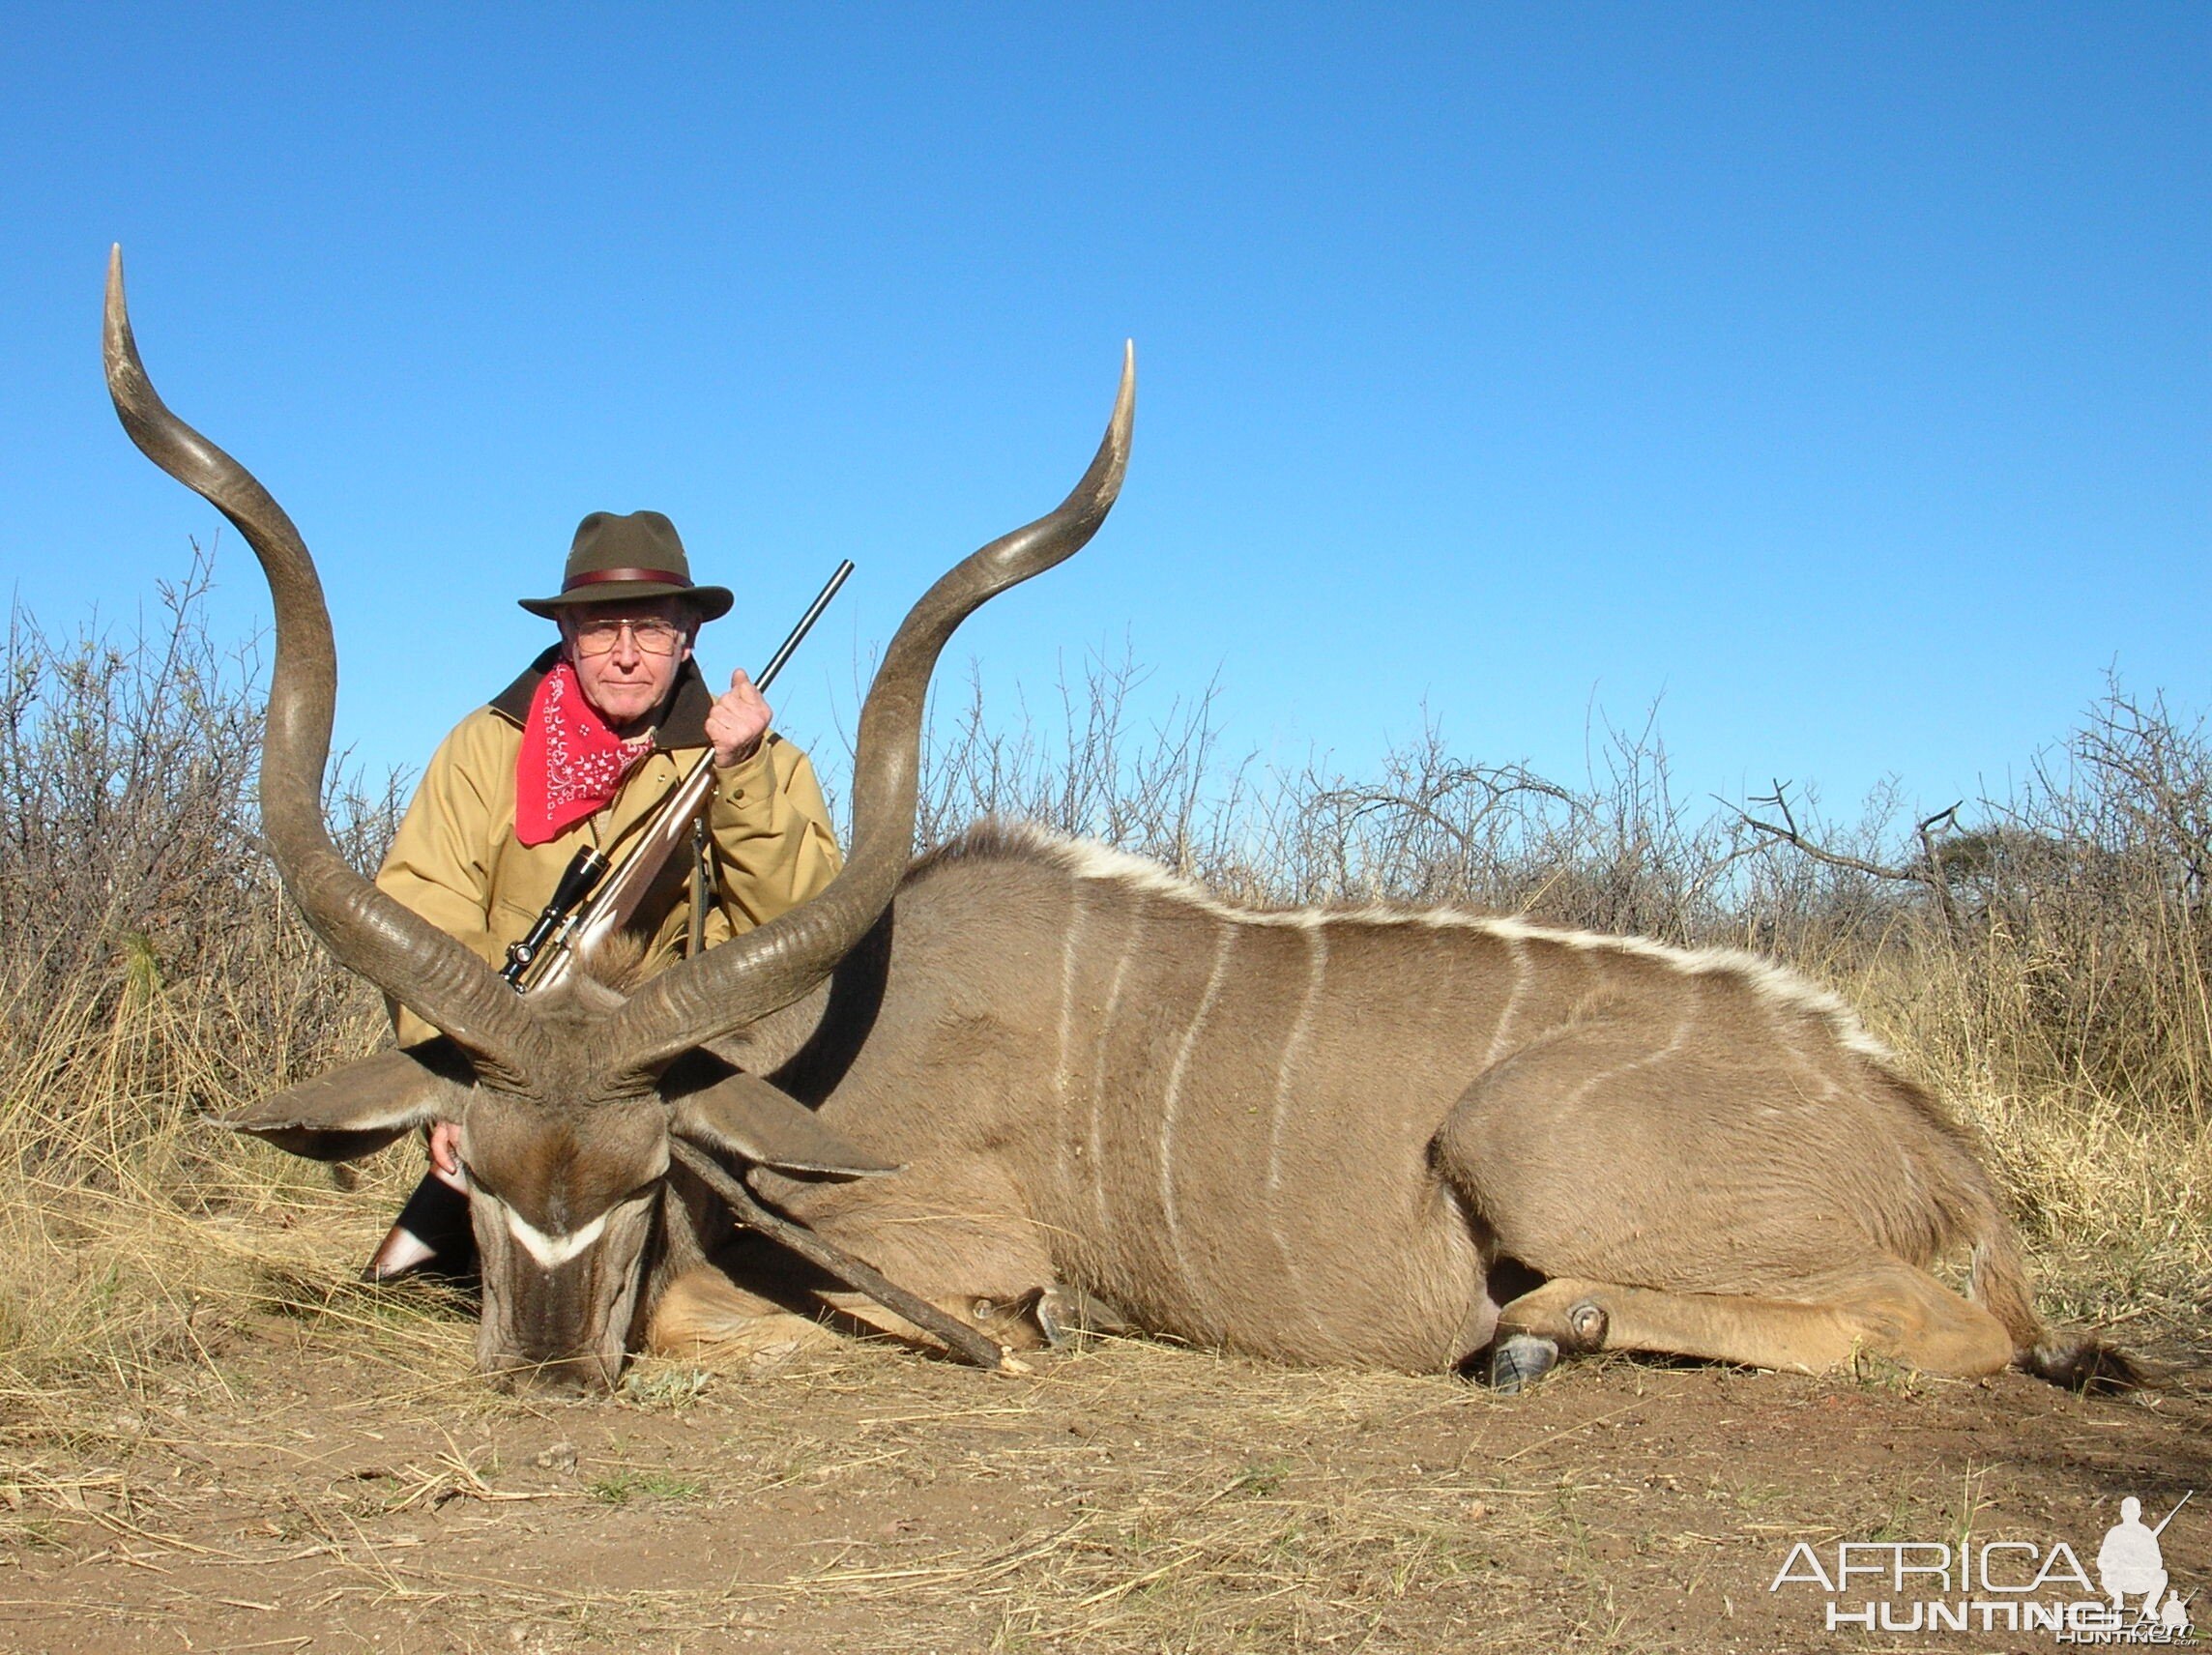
[103,247,1133,1390]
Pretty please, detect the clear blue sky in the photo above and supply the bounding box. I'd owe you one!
[4,5,2204,826]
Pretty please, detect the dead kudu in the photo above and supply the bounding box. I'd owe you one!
[106,253,2134,1396]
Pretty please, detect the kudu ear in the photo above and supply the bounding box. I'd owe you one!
[662,1061,901,1179]
[233,1039,475,1162]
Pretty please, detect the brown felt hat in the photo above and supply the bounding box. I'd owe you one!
[518,510,735,622]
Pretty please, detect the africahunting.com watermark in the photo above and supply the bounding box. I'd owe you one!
[1769,1492,2197,1642]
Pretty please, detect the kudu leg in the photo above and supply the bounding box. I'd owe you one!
[672,1143,1022,1370]
[646,1266,845,1365]
[1493,1264,2013,1379]
[1434,1026,2016,1382]
[644,1244,1017,1368]
[649,1232,1066,1368]
[807,1285,1067,1355]
[741,1150,1067,1361]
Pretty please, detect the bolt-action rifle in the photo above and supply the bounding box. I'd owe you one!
[499,558,854,996]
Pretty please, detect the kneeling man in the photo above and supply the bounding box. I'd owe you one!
[365,509,842,1275]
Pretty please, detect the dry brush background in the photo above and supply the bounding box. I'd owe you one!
[0,549,2204,1651]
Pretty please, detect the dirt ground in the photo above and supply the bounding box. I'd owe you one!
[0,1281,2203,1655]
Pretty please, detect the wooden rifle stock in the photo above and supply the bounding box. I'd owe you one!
[511,559,854,997]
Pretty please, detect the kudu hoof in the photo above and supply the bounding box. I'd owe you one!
[1028,1289,1069,1349]
[1564,1298,1609,1350]
[1484,1333,1559,1394]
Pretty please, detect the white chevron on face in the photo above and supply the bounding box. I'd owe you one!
[499,1201,611,1270]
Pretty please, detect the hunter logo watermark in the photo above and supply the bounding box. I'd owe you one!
[1770,1493,2197,1642]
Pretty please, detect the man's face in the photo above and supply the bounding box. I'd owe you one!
[559,596,696,731]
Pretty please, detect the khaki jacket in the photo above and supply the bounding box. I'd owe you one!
[375,649,842,1046]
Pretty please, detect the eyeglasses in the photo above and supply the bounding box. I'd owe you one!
[569,617,685,657]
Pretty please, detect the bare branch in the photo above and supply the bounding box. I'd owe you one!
[1731,781,1920,884]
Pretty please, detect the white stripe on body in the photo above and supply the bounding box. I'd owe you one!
[1554,1015,1696,1113]
[1085,895,1148,1247]
[1266,921,1329,1337]
[1480,934,1531,1069]
[1054,878,1087,1203]
[1159,919,1236,1339]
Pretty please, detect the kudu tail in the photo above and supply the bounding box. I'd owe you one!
[1966,1203,2148,1393]
[1879,1070,2146,1393]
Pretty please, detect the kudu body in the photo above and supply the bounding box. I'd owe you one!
[663,825,2125,1388]
[107,252,2128,1394]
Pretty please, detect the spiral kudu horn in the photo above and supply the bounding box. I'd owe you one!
[602,344,1136,1080]
[103,248,540,1077]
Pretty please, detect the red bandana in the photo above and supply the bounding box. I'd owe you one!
[513,662,653,847]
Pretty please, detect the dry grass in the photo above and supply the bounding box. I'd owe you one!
[0,548,416,1415]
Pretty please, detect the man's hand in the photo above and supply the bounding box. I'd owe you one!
[706,668,771,768]
[429,1120,462,1177]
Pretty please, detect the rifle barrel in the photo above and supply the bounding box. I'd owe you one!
[755,560,854,691]
[659,553,856,846]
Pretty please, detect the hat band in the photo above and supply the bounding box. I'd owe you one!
[562,566,689,592]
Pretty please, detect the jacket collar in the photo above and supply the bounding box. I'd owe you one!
[487,646,715,751]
